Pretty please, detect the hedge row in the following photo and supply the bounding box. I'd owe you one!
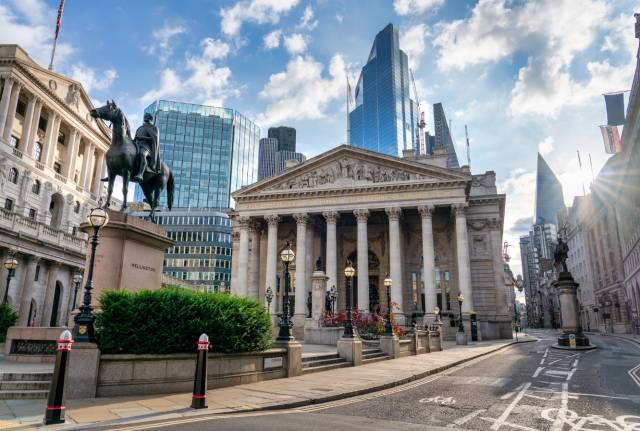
[95,288,272,354]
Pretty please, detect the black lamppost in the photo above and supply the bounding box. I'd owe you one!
[2,253,18,304]
[383,273,393,335]
[73,207,108,343]
[71,272,83,310]
[329,285,337,315]
[265,286,273,311]
[277,242,295,341]
[343,260,356,338]
[457,293,465,333]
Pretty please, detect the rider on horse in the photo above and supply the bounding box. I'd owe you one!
[133,113,161,182]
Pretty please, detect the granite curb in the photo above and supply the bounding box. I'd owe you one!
[585,331,640,348]
[59,337,537,431]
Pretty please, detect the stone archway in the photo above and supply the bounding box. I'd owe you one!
[49,193,65,229]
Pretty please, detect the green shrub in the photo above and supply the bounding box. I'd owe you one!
[95,288,272,354]
[0,303,18,343]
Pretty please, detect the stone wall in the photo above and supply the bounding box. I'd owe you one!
[94,349,287,398]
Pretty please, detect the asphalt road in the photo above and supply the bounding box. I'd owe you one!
[97,331,640,431]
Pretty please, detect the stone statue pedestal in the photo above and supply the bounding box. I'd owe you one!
[552,272,596,351]
[80,210,174,307]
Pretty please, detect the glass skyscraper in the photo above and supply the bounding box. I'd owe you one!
[349,24,418,157]
[136,100,260,209]
[534,153,565,225]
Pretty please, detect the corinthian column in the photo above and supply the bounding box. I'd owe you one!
[322,211,339,295]
[26,99,42,156]
[419,205,437,322]
[353,209,370,312]
[235,216,250,296]
[293,213,308,321]
[0,76,15,138]
[20,96,36,151]
[386,207,403,319]
[2,80,22,142]
[454,203,473,313]
[264,215,280,314]
[247,223,261,300]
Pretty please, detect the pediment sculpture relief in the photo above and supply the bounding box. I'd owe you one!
[268,157,432,191]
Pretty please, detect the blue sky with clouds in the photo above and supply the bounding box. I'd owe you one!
[1,0,638,274]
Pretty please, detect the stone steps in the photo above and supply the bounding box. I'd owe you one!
[0,372,51,399]
[302,352,349,374]
[362,348,390,364]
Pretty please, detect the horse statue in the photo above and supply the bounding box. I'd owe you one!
[90,100,174,222]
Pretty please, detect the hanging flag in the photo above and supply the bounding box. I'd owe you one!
[604,92,625,126]
[599,125,622,154]
[55,0,65,39]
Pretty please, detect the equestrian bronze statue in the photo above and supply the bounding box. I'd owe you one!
[90,100,174,222]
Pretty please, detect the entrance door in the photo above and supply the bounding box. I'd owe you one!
[50,283,61,326]
[369,282,379,313]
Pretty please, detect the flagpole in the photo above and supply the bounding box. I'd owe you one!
[588,153,595,182]
[48,38,58,71]
[346,77,350,146]
[577,149,585,195]
[48,0,65,71]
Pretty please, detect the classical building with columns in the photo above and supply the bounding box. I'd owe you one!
[0,45,111,327]
[230,145,512,340]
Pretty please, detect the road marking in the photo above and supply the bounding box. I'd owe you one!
[550,382,569,431]
[448,409,486,427]
[528,389,636,400]
[500,383,526,400]
[490,382,531,430]
[628,362,640,388]
[419,396,456,406]
[532,366,544,377]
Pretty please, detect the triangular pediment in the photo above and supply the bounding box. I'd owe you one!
[234,145,471,197]
[13,49,110,138]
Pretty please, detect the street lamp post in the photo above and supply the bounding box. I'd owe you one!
[277,242,295,341]
[73,207,108,343]
[71,273,83,310]
[434,306,441,325]
[265,286,273,311]
[3,253,18,304]
[383,273,393,335]
[343,260,356,338]
[457,293,465,333]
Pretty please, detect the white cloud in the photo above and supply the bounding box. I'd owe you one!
[394,0,444,16]
[400,24,430,70]
[263,30,282,50]
[0,0,74,67]
[297,5,318,31]
[431,0,634,118]
[220,0,299,37]
[335,14,343,23]
[538,136,554,156]
[257,54,347,126]
[140,38,238,107]
[284,33,308,55]
[70,64,118,94]
[147,24,187,63]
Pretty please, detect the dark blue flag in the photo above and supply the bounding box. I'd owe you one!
[604,93,625,126]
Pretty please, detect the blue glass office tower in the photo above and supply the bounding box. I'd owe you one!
[534,153,565,225]
[136,100,259,209]
[349,24,418,157]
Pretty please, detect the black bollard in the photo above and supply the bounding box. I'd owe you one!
[44,330,73,425]
[191,333,209,409]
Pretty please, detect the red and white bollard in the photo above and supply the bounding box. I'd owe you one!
[44,330,73,425]
[191,333,209,409]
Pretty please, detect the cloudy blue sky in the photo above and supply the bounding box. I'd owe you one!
[1,0,638,274]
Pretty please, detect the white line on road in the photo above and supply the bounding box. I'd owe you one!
[528,389,635,400]
[448,409,486,427]
[550,382,569,431]
[532,367,544,377]
[490,382,531,430]
[628,363,640,388]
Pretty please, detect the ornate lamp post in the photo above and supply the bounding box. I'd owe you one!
[343,260,356,338]
[434,306,441,325]
[329,285,337,315]
[265,286,273,310]
[457,293,465,333]
[277,242,295,341]
[71,273,83,310]
[2,253,18,304]
[73,207,108,343]
[383,273,393,335]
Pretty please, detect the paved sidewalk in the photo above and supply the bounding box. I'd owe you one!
[585,331,640,346]
[0,335,534,430]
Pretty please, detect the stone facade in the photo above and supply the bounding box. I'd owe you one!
[230,145,511,340]
[0,44,111,326]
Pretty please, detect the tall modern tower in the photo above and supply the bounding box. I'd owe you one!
[349,23,418,157]
[534,153,565,225]
[136,100,260,209]
[267,126,296,152]
[433,103,460,168]
[258,127,305,180]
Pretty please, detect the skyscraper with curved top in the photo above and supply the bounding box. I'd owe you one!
[349,24,418,156]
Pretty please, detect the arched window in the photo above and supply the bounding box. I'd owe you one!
[8,168,18,184]
[32,179,41,195]
[33,143,42,162]
[74,201,80,214]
